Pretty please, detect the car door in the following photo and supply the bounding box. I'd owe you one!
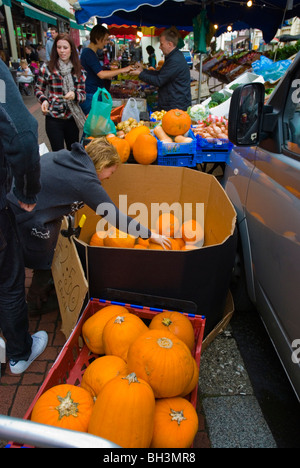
[244,70,300,397]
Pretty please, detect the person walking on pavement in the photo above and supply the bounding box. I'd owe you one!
[0,60,48,375]
[35,33,86,152]
[130,27,191,111]
[45,26,58,62]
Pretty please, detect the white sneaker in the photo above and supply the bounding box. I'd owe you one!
[9,331,48,374]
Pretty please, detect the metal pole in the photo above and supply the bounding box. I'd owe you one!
[197,53,203,103]
[0,415,120,448]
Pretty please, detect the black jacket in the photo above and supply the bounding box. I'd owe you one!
[140,47,191,111]
[0,60,40,211]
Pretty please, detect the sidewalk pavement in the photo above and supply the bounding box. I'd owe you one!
[0,92,277,449]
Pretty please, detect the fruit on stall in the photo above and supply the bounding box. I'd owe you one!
[150,397,198,448]
[102,313,148,361]
[156,212,180,237]
[126,329,195,398]
[89,231,106,246]
[124,124,151,149]
[82,304,130,354]
[161,109,192,136]
[106,135,130,163]
[132,133,158,164]
[81,355,128,399]
[181,219,204,244]
[149,311,195,352]
[181,357,199,397]
[153,124,173,143]
[88,372,156,448]
[116,118,145,135]
[103,225,136,248]
[31,384,94,432]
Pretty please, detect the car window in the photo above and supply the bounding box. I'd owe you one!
[283,70,300,156]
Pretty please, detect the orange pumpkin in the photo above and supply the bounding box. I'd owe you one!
[181,219,204,244]
[127,329,195,398]
[103,225,136,249]
[88,372,155,448]
[89,231,107,246]
[150,397,198,448]
[31,384,94,432]
[81,355,128,399]
[125,125,150,149]
[132,133,157,165]
[149,311,195,352]
[166,237,182,250]
[181,356,199,397]
[156,212,180,237]
[82,304,130,354]
[137,237,150,248]
[107,136,130,163]
[102,313,148,361]
[148,243,164,250]
[162,109,191,136]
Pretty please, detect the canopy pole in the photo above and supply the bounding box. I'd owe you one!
[197,52,203,103]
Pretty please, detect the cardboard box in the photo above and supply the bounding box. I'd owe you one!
[57,165,237,338]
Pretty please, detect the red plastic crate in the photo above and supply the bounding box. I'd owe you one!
[10,298,205,447]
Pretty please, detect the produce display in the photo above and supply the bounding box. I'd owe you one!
[30,303,201,448]
[89,211,204,251]
[191,115,229,139]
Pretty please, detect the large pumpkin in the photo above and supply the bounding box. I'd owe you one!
[81,355,128,399]
[125,125,150,149]
[181,219,204,244]
[180,356,199,397]
[162,109,191,136]
[156,212,180,237]
[149,311,195,352]
[88,372,155,448]
[82,304,130,354]
[127,329,195,398]
[103,313,148,361]
[150,397,198,448]
[31,384,94,432]
[107,136,130,163]
[103,225,136,249]
[89,231,107,246]
[132,133,157,165]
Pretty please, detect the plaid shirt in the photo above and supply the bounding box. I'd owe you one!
[35,64,86,119]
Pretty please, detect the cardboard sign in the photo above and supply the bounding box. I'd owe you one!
[52,217,88,339]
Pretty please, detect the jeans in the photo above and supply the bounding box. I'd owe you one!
[0,205,32,361]
[45,115,79,152]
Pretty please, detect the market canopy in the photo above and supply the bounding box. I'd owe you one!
[73,0,300,43]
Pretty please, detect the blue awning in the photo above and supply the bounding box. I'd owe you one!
[74,0,300,43]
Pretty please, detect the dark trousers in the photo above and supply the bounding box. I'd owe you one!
[46,115,79,151]
[0,205,32,361]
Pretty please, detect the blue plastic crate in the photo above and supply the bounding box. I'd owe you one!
[155,129,196,156]
[194,133,234,152]
[195,151,230,164]
[157,153,196,167]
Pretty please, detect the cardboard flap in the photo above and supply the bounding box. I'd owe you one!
[52,217,88,339]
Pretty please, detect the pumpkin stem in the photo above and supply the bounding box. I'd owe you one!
[114,315,125,324]
[55,391,79,420]
[122,372,140,384]
[157,337,173,349]
[161,317,173,327]
[170,409,187,426]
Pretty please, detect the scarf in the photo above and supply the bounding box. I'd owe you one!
[58,58,86,130]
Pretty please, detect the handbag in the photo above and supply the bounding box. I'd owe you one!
[83,88,116,137]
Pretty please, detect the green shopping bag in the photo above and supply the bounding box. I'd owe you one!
[83,88,116,137]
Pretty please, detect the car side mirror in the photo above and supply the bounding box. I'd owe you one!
[228,83,265,146]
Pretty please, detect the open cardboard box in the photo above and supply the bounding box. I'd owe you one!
[53,165,237,339]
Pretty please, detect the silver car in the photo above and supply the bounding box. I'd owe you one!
[222,51,300,401]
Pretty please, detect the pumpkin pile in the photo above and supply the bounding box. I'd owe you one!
[153,108,193,144]
[30,304,200,448]
[89,213,204,251]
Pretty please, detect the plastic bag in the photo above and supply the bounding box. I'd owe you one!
[252,56,292,83]
[83,88,116,137]
[121,98,140,122]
